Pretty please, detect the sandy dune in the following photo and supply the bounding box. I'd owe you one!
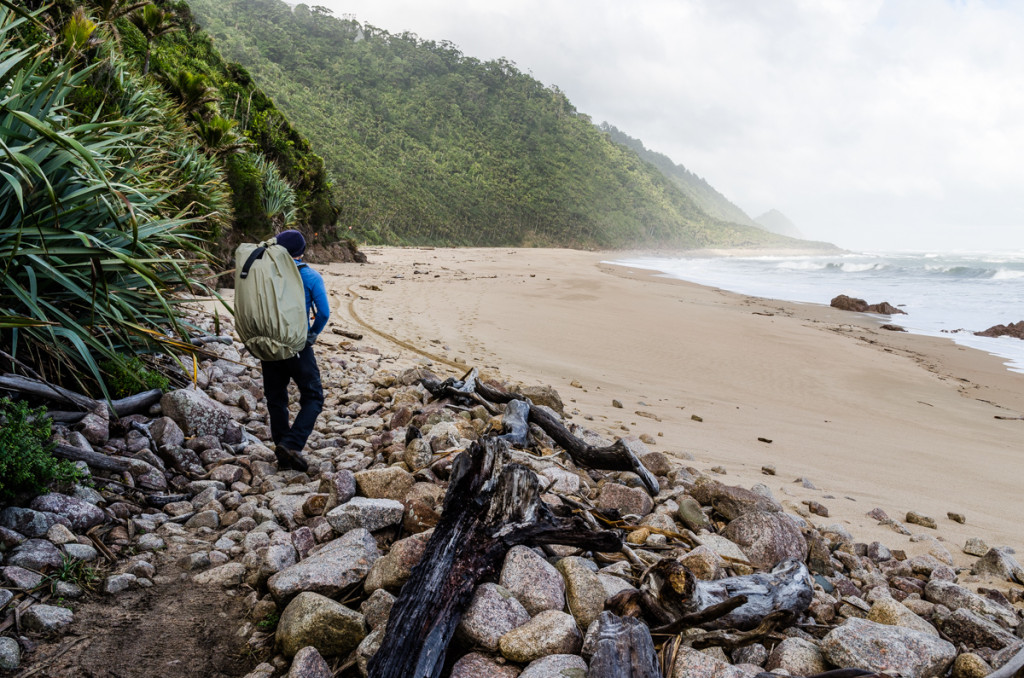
[317,247,1024,567]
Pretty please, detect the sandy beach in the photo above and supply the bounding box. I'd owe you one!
[317,247,1024,568]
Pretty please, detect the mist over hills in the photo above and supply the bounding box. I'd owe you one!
[188,0,831,250]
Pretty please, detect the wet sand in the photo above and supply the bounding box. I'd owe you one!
[318,247,1024,567]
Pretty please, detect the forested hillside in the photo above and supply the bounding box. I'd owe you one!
[600,124,760,229]
[188,0,819,250]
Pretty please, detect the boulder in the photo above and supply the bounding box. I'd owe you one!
[938,607,1021,650]
[519,654,587,678]
[924,580,1019,628]
[499,545,566,615]
[287,646,332,678]
[354,467,415,501]
[821,618,956,678]
[268,529,381,604]
[7,539,63,571]
[159,387,242,444]
[765,637,828,676]
[450,652,521,678]
[721,511,807,569]
[975,321,1024,339]
[0,507,70,538]
[29,493,107,532]
[325,497,404,534]
[596,483,652,517]
[498,610,582,663]
[22,604,74,634]
[364,533,428,593]
[457,583,531,652]
[276,591,366,658]
[556,557,607,630]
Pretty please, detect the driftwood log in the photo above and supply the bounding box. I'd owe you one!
[367,437,622,678]
[609,559,813,636]
[587,611,661,678]
[421,369,660,495]
[0,373,162,417]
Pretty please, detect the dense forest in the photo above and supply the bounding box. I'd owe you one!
[1,0,348,396]
[187,0,823,250]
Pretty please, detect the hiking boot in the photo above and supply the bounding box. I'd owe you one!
[274,445,309,472]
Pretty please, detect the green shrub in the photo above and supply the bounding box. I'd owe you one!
[100,356,171,398]
[0,398,82,501]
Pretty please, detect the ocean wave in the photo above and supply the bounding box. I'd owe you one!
[992,269,1024,280]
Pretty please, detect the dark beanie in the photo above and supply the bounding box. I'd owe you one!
[275,229,306,258]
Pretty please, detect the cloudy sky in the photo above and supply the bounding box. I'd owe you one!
[313,0,1024,252]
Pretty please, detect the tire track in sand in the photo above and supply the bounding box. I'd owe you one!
[344,284,465,373]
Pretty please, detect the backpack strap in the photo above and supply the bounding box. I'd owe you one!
[239,246,267,280]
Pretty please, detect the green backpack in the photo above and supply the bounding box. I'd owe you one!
[233,238,308,361]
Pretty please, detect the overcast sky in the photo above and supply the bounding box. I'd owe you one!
[312,0,1024,252]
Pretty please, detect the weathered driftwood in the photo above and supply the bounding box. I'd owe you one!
[613,559,813,634]
[51,443,135,474]
[0,372,161,417]
[988,644,1024,678]
[586,611,661,678]
[367,437,622,678]
[421,370,660,495]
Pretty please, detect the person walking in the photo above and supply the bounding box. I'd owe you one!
[261,229,329,472]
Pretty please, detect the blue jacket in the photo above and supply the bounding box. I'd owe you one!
[296,261,329,336]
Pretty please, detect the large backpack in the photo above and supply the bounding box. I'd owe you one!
[233,238,308,361]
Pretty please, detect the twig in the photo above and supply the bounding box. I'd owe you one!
[14,636,91,678]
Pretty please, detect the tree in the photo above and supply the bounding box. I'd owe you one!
[129,3,176,74]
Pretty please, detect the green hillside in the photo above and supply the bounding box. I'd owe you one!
[600,124,760,229]
[187,0,817,250]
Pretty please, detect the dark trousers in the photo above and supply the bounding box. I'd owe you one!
[262,344,324,452]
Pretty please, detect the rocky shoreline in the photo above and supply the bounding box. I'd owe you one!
[1,310,1023,677]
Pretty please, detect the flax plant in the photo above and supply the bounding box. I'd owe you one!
[0,6,222,396]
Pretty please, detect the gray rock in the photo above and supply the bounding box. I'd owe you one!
[0,526,26,548]
[458,583,531,652]
[287,645,332,678]
[907,511,937,529]
[360,589,395,630]
[676,495,712,532]
[765,637,828,675]
[450,652,521,678]
[556,557,607,630]
[254,542,298,586]
[924,579,1019,628]
[192,562,246,588]
[354,466,415,501]
[0,507,70,538]
[268,529,381,604]
[276,591,366,658]
[963,537,990,557]
[669,645,759,678]
[1,566,44,589]
[867,597,940,636]
[821,618,956,678]
[677,544,726,580]
[103,573,138,594]
[519,654,586,678]
[499,545,566,615]
[721,511,807,569]
[706,483,782,520]
[137,533,166,552]
[46,523,77,545]
[696,534,754,574]
[0,636,19,670]
[242,663,276,678]
[0,589,14,608]
[322,470,357,509]
[150,416,185,450]
[7,539,63,570]
[22,604,74,634]
[160,387,242,444]
[596,483,653,517]
[938,607,1021,650]
[326,497,404,534]
[364,533,427,593]
[972,548,1024,583]
[29,493,107,531]
[62,542,98,562]
[355,626,385,677]
[498,610,582,663]
[184,510,221,531]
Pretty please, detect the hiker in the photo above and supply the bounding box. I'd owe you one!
[261,229,329,472]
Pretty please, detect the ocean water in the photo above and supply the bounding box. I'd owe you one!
[609,250,1024,374]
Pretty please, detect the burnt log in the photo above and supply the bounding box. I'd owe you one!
[367,437,622,678]
[639,559,813,632]
[421,371,659,495]
[587,611,661,678]
[51,443,135,474]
